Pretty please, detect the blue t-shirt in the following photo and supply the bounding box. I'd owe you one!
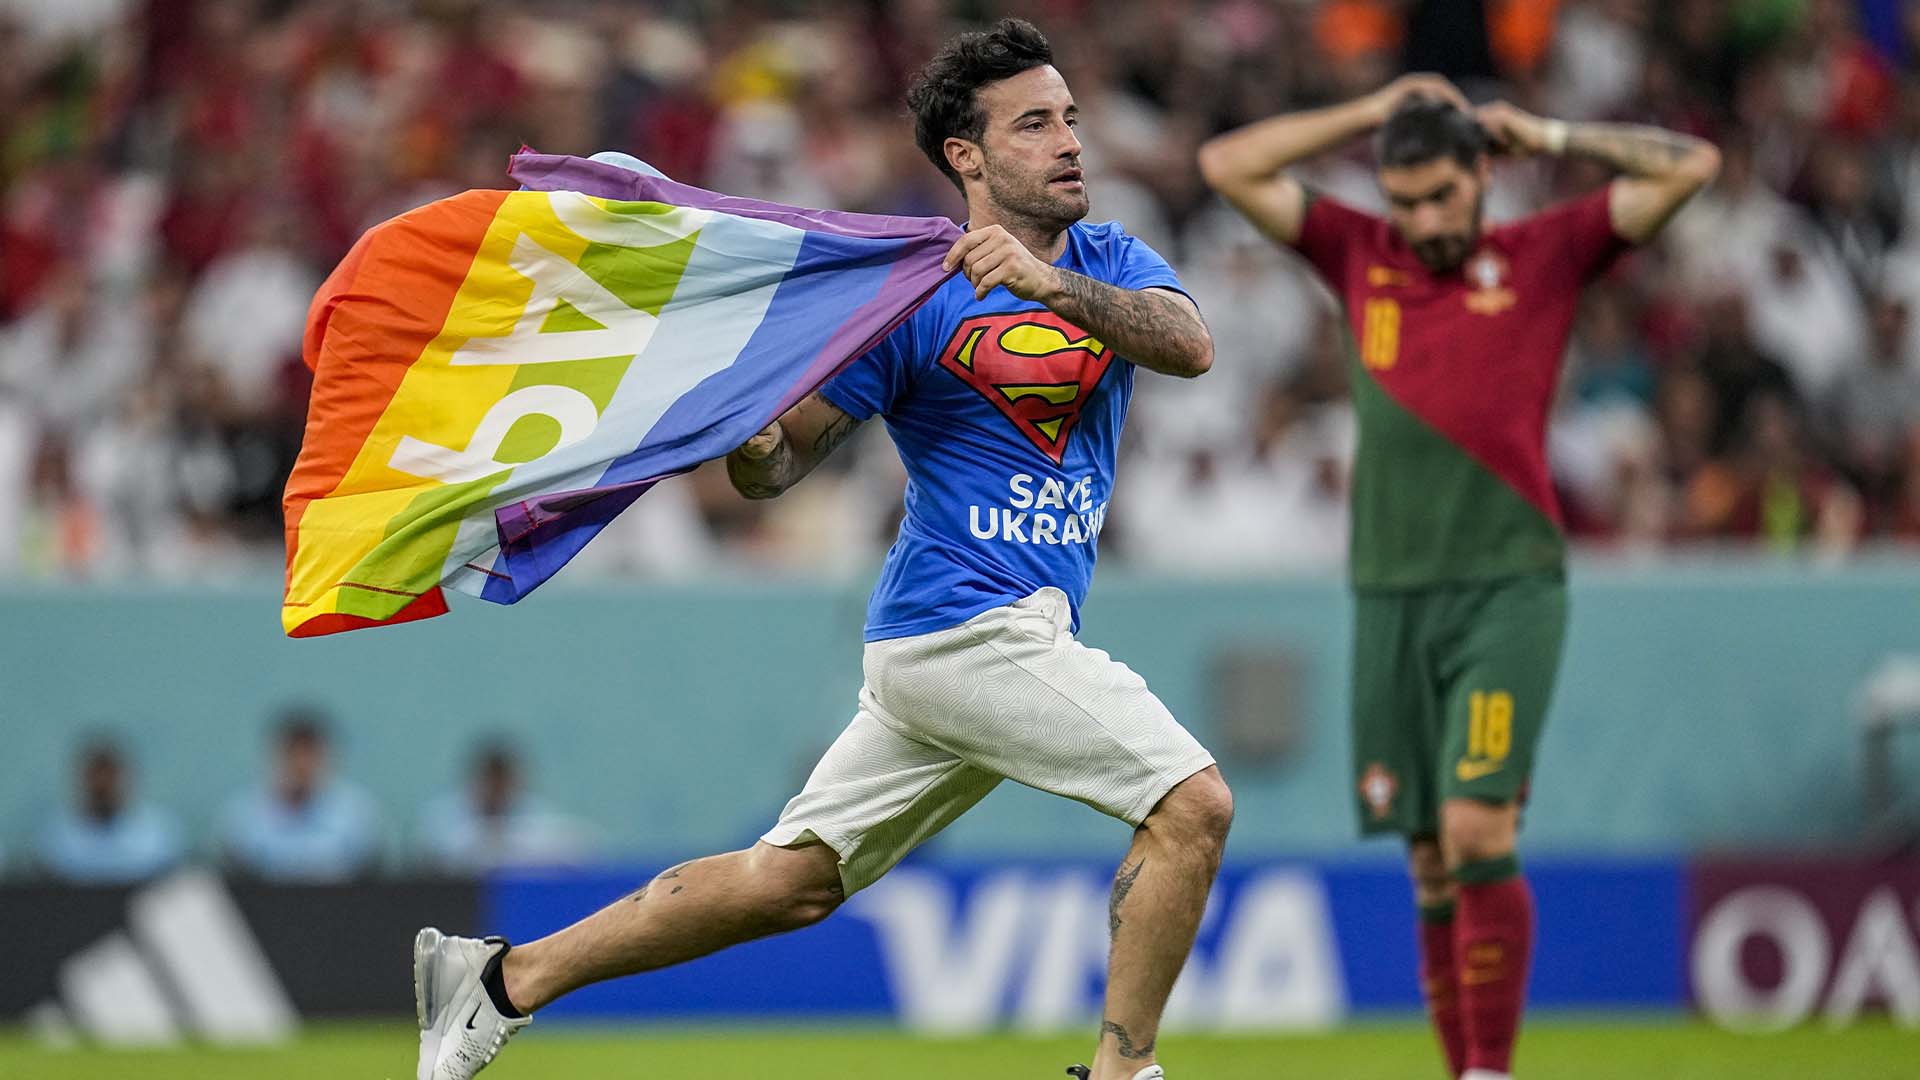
[822,221,1186,641]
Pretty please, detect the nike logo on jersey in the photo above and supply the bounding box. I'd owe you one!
[936,311,1115,464]
[1455,759,1503,782]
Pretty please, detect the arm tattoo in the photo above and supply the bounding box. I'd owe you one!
[1100,1019,1156,1060]
[811,410,860,459]
[1109,858,1144,936]
[726,433,795,500]
[726,397,861,499]
[1565,123,1706,178]
[1047,270,1211,378]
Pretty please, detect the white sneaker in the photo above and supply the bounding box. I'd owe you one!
[1065,1066,1166,1079]
[414,927,530,1080]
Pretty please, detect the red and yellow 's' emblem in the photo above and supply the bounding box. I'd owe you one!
[936,311,1115,463]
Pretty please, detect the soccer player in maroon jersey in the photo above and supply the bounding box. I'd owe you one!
[1199,76,1718,1079]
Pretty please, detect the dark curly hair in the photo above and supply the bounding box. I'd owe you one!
[1376,95,1489,170]
[906,18,1055,191]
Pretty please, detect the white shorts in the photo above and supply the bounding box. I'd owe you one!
[762,587,1216,895]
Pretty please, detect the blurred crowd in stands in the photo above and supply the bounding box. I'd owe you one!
[9,707,597,882]
[6,0,1920,579]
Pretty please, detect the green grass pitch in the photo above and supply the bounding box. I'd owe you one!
[2,1018,1914,1079]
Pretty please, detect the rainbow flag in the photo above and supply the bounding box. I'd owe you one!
[282,152,960,636]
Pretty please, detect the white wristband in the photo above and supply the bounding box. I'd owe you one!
[1543,119,1570,156]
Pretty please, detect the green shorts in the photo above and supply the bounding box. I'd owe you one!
[1350,573,1567,837]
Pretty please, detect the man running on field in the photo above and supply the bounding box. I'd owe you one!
[414,19,1231,1080]
[1199,76,1717,1080]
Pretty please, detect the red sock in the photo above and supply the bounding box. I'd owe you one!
[1454,857,1532,1075]
[1418,902,1467,1077]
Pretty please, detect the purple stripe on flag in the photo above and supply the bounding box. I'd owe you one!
[508,152,963,247]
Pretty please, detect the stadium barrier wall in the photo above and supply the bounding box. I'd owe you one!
[487,855,1688,1027]
[0,874,478,1025]
[1687,855,1920,1030]
[10,855,1918,1031]
[4,562,1919,861]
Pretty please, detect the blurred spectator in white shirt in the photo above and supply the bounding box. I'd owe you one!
[1666,135,1805,298]
[415,739,595,873]
[1134,209,1321,457]
[0,264,148,438]
[1825,294,1920,527]
[1743,241,1869,400]
[217,707,382,882]
[32,737,184,884]
[1668,130,1868,400]
[1547,0,1647,122]
[0,0,133,46]
[178,206,318,420]
[1119,343,1352,573]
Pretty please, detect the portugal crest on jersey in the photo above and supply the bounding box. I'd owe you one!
[935,310,1115,464]
[1464,250,1517,315]
[1359,762,1399,821]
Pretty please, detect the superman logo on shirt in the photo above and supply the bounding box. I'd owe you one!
[935,310,1115,464]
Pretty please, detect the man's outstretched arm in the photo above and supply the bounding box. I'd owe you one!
[725,392,861,500]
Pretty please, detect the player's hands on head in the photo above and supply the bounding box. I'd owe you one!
[1475,101,1550,157]
[945,225,1059,303]
[1368,73,1470,125]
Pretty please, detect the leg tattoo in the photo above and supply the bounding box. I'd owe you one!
[1109,858,1145,936]
[627,861,694,903]
[1101,1018,1155,1060]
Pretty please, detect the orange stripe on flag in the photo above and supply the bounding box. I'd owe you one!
[282,190,510,578]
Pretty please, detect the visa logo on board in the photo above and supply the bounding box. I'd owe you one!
[846,867,1348,1032]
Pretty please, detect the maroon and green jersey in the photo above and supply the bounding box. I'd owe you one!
[1292,186,1629,589]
